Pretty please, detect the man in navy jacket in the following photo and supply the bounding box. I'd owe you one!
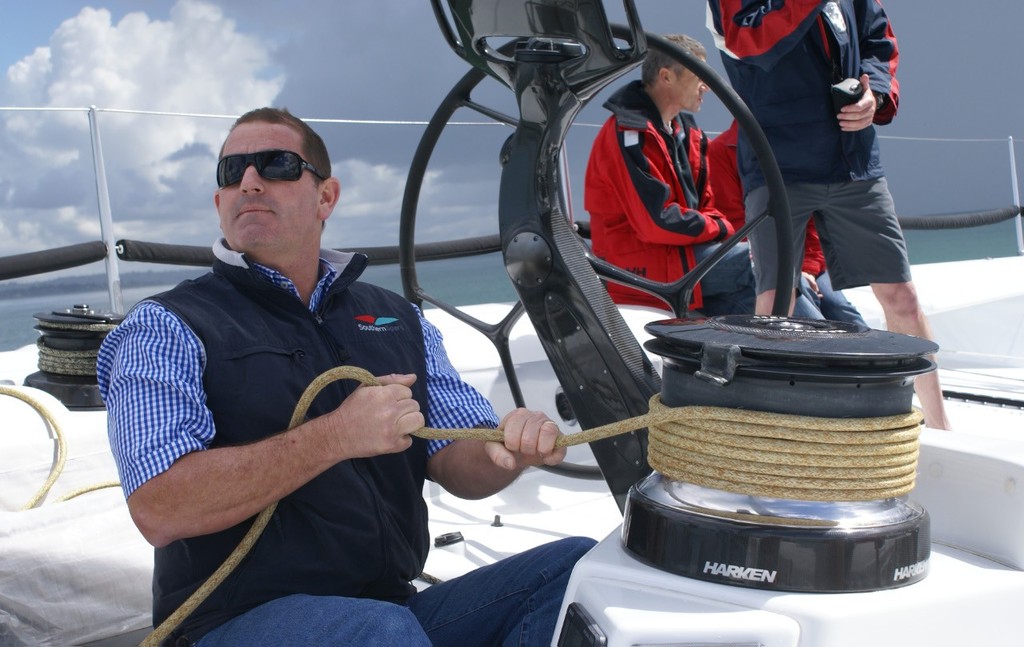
[707,0,951,429]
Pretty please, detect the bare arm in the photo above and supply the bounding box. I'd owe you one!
[427,408,566,499]
[128,374,424,547]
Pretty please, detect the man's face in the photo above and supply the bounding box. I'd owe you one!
[671,64,709,114]
[214,121,336,266]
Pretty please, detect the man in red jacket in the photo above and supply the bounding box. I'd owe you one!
[584,34,755,316]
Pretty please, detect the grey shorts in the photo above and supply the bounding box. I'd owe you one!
[744,177,912,292]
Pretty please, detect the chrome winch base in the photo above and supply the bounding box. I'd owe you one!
[622,473,930,592]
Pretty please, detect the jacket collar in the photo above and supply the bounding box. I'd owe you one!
[603,80,666,131]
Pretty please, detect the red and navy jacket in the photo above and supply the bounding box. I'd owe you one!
[707,0,900,192]
[584,80,732,310]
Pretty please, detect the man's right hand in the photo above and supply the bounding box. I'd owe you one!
[319,373,425,460]
[802,271,821,298]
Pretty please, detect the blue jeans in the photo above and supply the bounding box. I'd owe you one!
[798,270,867,326]
[692,241,756,317]
[791,286,825,320]
[197,536,596,647]
[693,242,822,319]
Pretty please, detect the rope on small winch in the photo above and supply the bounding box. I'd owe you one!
[34,318,119,377]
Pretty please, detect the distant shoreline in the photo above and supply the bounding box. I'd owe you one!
[0,269,204,302]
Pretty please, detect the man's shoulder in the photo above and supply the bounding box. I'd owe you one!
[603,82,655,132]
[147,271,230,312]
[343,278,405,301]
[612,109,651,132]
[335,280,421,322]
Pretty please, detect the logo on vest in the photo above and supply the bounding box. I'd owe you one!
[355,314,402,332]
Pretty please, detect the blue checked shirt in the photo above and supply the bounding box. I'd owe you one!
[97,257,499,496]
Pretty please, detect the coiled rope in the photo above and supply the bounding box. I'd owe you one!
[2,367,924,644]
[1,384,121,510]
[4,385,69,510]
[35,318,119,377]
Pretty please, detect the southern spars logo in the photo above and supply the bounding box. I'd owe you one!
[355,314,402,332]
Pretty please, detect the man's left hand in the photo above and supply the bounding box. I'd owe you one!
[485,409,567,471]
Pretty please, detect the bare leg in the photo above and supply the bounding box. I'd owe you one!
[755,288,800,316]
[871,281,952,430]
[755,290,776,316]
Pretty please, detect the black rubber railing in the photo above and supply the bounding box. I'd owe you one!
[0,208,1019,281]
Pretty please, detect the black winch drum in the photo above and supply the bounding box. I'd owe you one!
[23,305,123,410]
[622,315,936,593]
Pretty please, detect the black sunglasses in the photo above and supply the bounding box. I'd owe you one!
[216,149,326,188]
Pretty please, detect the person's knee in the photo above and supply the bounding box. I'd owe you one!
[368,604,425,638]
[563,536,598,559]
[336,601,430,646]
[542,537,597,576]
[872,282,922,320]
[792,293,824,320]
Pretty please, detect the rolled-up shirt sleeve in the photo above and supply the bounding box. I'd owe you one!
[97,301,213,497]
[418,309,500,455]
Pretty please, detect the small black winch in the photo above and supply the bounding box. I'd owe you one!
[23,304,123,409]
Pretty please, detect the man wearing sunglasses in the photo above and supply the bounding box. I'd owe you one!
[97,107,595,646]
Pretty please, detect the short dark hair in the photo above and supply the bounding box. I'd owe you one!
[219,107,331,180]
[641,34,706,86]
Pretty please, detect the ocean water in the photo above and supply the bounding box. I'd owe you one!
[1,221,1019,353]
[0,253,518,352]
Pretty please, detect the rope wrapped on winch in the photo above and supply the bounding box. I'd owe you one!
[33,306,123,377]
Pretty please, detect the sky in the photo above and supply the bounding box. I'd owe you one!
[1,1,1023,270]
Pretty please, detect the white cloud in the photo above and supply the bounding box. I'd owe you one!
[332,159,408,220]
[0,0,496,262]
[0,0,284,257]
[323,157,503,252]
[325,159,436,250]
[12,2,281,114]
[5,48,51,97]
[0,0,1017,277]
